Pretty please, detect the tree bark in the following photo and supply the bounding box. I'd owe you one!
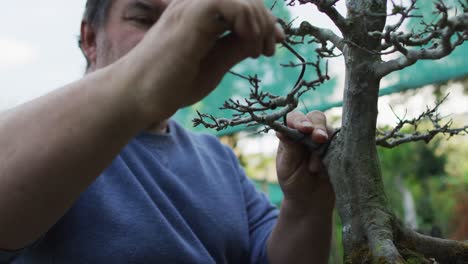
[323,0,406,262]
[323,45,404,262]
[322,1,468,263]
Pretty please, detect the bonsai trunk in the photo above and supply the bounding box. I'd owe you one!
[322,1,468,263]
[322,1,402,261]
[323,45,404,262]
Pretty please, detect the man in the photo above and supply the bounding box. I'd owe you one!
[0,0,334,263]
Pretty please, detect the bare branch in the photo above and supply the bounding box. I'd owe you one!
[376,95,468,148]
[284,0,349,34]
[376,125,468,148]
[376,3,468,77]
[270,0,278,10]
[193,43,330,149]
[280,19,345,54]
[385,0,420,36]
[192,73,320,131]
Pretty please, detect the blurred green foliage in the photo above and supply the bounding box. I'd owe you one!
[380,138,446,233]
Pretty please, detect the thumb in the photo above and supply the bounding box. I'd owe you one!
[206,32,253,69]
[196,33,253,90]
[276,132,307,178]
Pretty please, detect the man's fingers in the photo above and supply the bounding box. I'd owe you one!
[308,152,322,174]
[263,33,276,57]
[213,0,279,58]
[306,110,329,143]
[196,33,247,93]
[276,134,307,179]
[286,111,330,143]
[263,12,278,56]
[286,111,314,133]
[252,0,274,55]
[276,131,296,146]
[274,23,286,42]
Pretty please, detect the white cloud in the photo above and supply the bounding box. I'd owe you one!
[0,39,38,69]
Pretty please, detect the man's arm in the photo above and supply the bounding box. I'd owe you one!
[267,111,335,264]
[267,193,334,263]
[0,64,151,250]
[0,0,283,251]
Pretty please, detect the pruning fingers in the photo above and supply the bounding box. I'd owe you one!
[279,111,331,145]
[214,0,285,57]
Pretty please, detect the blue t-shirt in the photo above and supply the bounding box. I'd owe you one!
[2,120,278,263]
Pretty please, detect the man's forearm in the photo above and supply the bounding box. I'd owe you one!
[267,199,333,264]
[0,62,156,250]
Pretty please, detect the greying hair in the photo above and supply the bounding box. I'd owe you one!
[79,0,114,69]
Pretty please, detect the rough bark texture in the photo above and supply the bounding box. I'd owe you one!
[323,51,404,262]
[321,0,468,263]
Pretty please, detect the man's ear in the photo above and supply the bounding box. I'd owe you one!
[80,21,97,69]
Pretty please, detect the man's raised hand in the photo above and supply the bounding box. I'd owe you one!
[276,111,335,210]
[120,0,285,123]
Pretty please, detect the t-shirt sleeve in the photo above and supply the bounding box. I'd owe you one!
[233,155,279,264]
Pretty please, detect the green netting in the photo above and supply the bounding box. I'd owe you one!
[174,0,468,136]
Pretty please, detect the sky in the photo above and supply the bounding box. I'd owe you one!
[0,1,87,110]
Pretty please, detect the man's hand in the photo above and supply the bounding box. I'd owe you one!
[276,110,335,210]
[0,0,284,251]
[268,110,334,264]
[119,0,285,122]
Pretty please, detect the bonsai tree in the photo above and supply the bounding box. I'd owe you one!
[194,0,468,262]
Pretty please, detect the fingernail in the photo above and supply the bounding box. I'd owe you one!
[317,129,329,139]
[301,121,313,128]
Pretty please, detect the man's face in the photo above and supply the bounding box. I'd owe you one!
[91,0,167,71]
